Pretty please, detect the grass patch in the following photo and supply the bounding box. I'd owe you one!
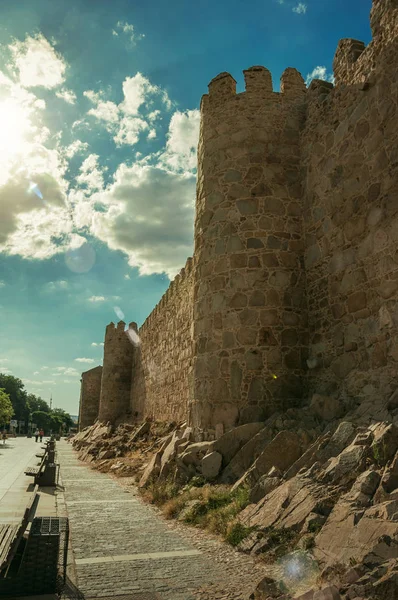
[142,478,253,545]
[141,477,180,505]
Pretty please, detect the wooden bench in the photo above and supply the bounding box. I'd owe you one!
[0,525,19,572]
[25,456,46,479]
[0,484,38,575]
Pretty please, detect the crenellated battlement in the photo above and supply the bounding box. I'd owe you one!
[333,38,366,86]
[203,66,307,115]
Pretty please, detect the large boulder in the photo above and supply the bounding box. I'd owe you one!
[371,423,398,466]
[139,450,162,487]
[232,430,304,490]
[250,474,282,503]
[314,496,398,568]
[220,427,272,483]
[159,430,186,477]
[201,451,222,480]
[209,422,265,468]
[179,441,213,466]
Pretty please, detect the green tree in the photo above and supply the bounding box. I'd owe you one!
[0,374,27,423]
[51,408,73,431]
[0,389,14,427]
[26,394,50,414]
[31,410,52,430]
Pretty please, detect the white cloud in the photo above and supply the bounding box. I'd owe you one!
[9,34,66,89]
[33,371,40,375]
[292,2,307,14]
[159,110,200,172]
[0,359,10,363]
[89,161,195,278]
[305,66,335,86]
[84,90,120,126]
[41,366,49,370]
[1,367,12,374]
[0,281,5,287]
[56,88,76,104]
[45,280,68,292]
[76,154,105,192]
[112,21,145,45]
[124,274,130,280]
[114,116,148,146]
[84,73,171,148]
[53,366,79,377]
[91,342,98,347]
[24,378,56,385]
[64,139,89,159]
[75,357,95,363]
[88,295,106,302]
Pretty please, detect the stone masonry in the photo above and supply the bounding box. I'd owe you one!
[190,66,308,433]
[98,322,135,424]
[78,366,102,431]
[79,0,398,437]
[130,257,194,424]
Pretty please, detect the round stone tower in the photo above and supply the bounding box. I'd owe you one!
[98,321,135,424]
[189,66,309,433]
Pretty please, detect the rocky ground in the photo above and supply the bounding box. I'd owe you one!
[72,389,398,599]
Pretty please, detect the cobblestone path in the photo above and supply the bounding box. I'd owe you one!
[58,442,269,600]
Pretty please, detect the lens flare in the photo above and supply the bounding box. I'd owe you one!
[127,328,141,347]
[65,243,96,273]
[28,181,43,200]
[276,551,319,596]
[114,306,125,321]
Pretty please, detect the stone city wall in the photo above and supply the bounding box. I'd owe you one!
[189,67,309,433]
[130,257,194,423]
[301,0,398,409]
[79,0,398,433]
[78,365,102,431]
[98,321,135,424]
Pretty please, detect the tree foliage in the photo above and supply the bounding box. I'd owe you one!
[0,372,73,433]
[0,389,14,426]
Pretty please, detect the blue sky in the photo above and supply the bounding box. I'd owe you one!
[0,0,373,415]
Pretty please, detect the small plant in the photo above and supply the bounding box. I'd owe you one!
[225,522,254,546]
[188,475,206,488]
[145,477,180,505]
[308,520,323,534]
[303,535,315,550]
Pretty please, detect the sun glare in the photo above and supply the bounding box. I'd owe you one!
[0,99,31,157]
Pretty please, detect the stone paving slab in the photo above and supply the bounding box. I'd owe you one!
[57,441,268,599]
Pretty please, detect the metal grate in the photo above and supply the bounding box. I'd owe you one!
[0,516,69,598]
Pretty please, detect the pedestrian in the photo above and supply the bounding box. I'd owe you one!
[34,428,39,443]
[39,429,44,442]
[2,430,6,445]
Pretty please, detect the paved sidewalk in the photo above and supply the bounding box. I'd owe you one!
[0,436,43,523]
[58,442,266,599]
